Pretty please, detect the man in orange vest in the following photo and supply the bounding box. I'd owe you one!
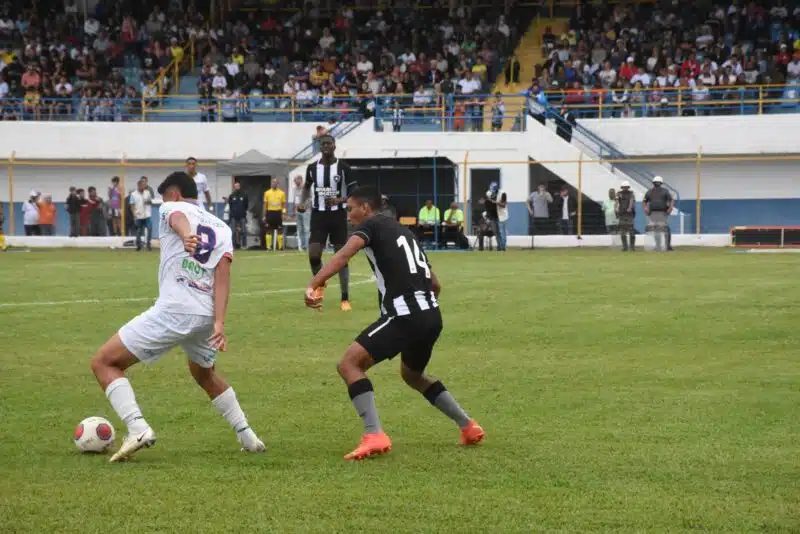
[38,194,57,235]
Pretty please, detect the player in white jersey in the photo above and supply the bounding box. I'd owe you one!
[90,171,265,462]
[186,156,212,210]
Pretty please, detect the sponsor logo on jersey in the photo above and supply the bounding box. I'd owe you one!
[181,258,208,276]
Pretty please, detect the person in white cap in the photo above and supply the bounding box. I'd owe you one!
[643,176,674,252]
[23,190,41,236]
[615,181,636,251]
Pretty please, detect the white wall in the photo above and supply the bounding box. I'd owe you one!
[0,122,334,161]
[582,115,800,156]
[618,160,800,200]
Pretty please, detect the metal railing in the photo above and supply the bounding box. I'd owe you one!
[2,83,796,123]
[554,105,682,208]
[289,121,363,162]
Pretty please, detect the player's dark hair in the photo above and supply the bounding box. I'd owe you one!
[349,186,381,211]
[319,134,335,144]
[158,171,198,199]
[186,156,197,163]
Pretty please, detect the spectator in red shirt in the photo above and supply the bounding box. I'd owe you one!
[619,57,636,81]
[21,64,40,90]
[680,53,700,79]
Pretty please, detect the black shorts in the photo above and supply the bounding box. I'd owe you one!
[355,310,443,372]
[310,210,348,247]
[265,211,283,229]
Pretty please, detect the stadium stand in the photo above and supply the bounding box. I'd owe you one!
[0,1,797,123]
[527,0,800,118]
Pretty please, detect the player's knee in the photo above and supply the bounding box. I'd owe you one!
[400,364,424,388]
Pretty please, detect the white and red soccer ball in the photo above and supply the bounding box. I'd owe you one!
[74,417,116,453]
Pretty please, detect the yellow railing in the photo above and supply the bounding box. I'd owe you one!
[537,83,797,116]
[141,39,196,120]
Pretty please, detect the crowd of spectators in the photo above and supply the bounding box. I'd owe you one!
[0,0,205,121]
[192,4,521,123]
[527,1,800,118]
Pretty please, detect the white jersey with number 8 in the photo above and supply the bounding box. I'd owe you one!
[157,201,233,316]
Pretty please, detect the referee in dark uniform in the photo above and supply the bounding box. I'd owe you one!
[299,134,353,311]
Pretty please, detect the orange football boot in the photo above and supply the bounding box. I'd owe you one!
[460,420,485,446]
[344,432,392,460]
[340,300,352,311]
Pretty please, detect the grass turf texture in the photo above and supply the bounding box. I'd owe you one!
[0,248,798,533]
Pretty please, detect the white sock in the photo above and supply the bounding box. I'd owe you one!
[105,377,150,435]
[211,387,257,444]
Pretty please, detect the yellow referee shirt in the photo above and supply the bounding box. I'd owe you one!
[263,189,286,213]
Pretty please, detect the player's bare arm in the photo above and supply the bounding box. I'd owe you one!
[209,257,232,351]
[305,234,365,308]
[298,172,312,212]
[169,211,202,254]
[205,190,212,210]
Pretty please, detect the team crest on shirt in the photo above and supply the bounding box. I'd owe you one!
[333,174,341,183]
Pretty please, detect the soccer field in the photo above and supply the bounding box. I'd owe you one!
[0,248,798,533]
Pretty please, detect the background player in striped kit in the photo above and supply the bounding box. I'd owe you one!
[304,186,485,460]
[299,135,352,311]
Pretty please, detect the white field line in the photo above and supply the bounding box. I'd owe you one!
[0,275,375,309]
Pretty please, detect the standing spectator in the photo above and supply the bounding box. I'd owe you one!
[262,178,286,251]
[66,187,83,237]
[86,187,106,236]
[38,194,56,235]
[527,183,553,242]
[616,181,636,251]
[555,186,577,235]
[556,103,576,143]
[130,179,153,251]
[643,176,673,252]
[491,93,505,132]
[23,191,40,236]
[483,182,507,251]
[227,182,249,249]
[599,186,618,234]
[108,177,123,236]
[391,101,404,132]
[292,175,310,251]
[78,189,91,236]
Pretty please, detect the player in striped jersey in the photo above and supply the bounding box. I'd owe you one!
[298,135,353,311]
[304,186,485,460]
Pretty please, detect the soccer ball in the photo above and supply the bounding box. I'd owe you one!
[74,416,116,453]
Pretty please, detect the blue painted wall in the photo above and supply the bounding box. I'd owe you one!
[2,199,799,236]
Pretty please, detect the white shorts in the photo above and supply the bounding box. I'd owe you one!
[118,307,217,368]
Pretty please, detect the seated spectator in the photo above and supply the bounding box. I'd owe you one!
[442,202,469,249]
[417,199,440,246]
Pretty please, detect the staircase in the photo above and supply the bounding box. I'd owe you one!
[149,73,200,122]
[489,17,570,131]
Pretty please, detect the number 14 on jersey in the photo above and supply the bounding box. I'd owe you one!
[397,235,431,279]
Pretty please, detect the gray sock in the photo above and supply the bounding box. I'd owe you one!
[424,382,471,428]
[339,265,350,301]
[351,391,381,433]
[434,392,471,428]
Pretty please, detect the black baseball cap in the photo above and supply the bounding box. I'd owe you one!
[158,171,198,199]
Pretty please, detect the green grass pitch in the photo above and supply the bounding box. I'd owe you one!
[0,248,798,533]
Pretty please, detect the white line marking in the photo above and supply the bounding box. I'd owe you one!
[0,276,375,309]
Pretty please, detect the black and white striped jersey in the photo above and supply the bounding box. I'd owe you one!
[353,214,439,317]
[304,158,351,212]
